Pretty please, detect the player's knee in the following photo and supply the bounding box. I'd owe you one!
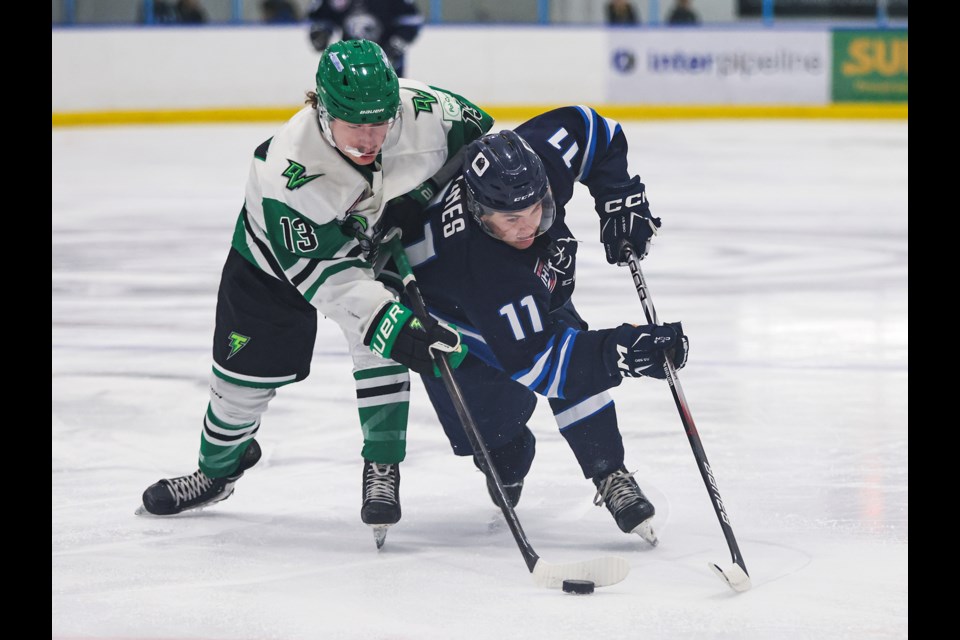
[209,376,276,423]
[486,426,536,484]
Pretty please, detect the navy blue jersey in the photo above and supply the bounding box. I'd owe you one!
[397,106,632,401]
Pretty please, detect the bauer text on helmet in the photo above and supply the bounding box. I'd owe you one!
[316,40,402,163]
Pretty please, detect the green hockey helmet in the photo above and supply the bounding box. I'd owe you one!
[316,40,401,125]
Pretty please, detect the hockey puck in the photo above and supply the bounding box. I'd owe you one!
[562,579,595,594]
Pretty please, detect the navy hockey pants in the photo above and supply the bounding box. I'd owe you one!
[421,304,625,482]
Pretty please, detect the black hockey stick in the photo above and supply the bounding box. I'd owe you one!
[623,242,752,593]
[386,236,630,589]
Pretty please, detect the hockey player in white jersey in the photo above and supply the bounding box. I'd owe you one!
[136,39,492,547]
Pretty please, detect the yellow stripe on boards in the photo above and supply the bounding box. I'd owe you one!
[52,103,907,127]
[52,107,302,127]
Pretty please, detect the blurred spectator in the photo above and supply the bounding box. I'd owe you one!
[307,0,424,77]
[606,0,639,25]
[147,1,178,23]
[667,0,700,25]
[262,0,300,23]
[176,0,207,23]
[143,0,208,24]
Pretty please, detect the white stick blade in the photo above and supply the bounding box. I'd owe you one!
[708,562,752,592]
[531,556,630,589]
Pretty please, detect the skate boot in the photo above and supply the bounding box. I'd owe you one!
[593,465,658,546]
[361,459,401,549]
[473,453,524,508]
[136,439,262,516]
[484,473,524,509]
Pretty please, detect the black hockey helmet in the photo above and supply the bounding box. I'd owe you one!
[462,130,556,243]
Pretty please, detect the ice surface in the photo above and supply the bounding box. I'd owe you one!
[52,119,907,640]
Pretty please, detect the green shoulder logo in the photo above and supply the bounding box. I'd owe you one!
[407,88,438,118]
[227,332,250,359]
[282,160,323,190]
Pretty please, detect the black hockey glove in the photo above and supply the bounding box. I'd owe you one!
[341,214,393,265]
[604,321,688,380]
[364,302,468,376]
[383,178,438,225]
[309,24,331,52]
[596,176,662,265]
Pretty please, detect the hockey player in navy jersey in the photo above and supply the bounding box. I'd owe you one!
[388,108,689,544]
[308,0,423,77]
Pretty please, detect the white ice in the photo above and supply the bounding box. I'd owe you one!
[52,119,908,640]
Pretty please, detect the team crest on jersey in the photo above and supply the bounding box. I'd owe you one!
[533,258,557,292]
[226,332,250,359]
[282,160,323,190]
[407,88,438,118]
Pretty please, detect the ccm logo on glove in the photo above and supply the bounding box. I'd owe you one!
[603,193,647,213]
[596,176,662,265]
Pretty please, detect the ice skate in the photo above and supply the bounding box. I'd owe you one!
[136,440,262,516]
[361,459,401,549]
[473,453,524,508]
[593,466,658,546]
[484,474,524,509]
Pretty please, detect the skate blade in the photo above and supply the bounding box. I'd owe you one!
[371,524,391,549]
[134,504,149,516]
[631,520,658,547]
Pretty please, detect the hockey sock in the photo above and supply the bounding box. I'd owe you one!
[198,402,260,478]
[355,364,409,464]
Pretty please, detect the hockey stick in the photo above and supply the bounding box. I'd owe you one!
[623,242,752,593]
[386,235,630,589]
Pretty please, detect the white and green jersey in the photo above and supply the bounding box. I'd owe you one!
[231,78,493,340]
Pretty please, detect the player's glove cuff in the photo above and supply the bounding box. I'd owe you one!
[603,321,688,379]
[364,302,467,376]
